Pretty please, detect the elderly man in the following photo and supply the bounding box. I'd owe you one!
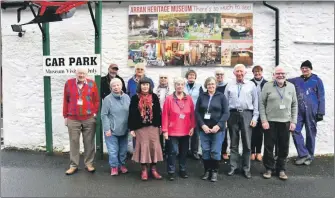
[288,60,325,165]
[224,64,259,179]
[260,66,297,180]
[63,67,100,175]
[101,63,126,100]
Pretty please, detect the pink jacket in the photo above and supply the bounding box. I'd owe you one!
[162,93,196,136]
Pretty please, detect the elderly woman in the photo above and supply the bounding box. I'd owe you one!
[101,78,130,176]
[196,77,230,182]
[128,77,163,181]
[162,77,195,181]
[184,69,203,160]
[214,68,229,160]
[127,63,154,98]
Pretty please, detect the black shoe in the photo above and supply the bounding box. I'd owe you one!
[192,153,200,160]
[211,171,218,182]
[202,170,211,180]
[168,173,175,181]
[227,169,235,176]
[244,171,251,179]
[179,171,188,178]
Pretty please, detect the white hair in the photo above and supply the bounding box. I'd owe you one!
[110,78,122,88]
[76,66,88,74]
[135,62,146,71]
[173,77,185,86]
[214,67,225,74]
[159,73,168,78]
[273,65,286,74]
[234,64,246,72]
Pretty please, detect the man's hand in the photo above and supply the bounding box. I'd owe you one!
[316,114,323,122]
[189,128,194,136]
[130,131,136,137]
[202,125,211,134]
[289,122,296,132]
[105,130,112,137]
[65,118,68,126]
[262,121,270,130]
[210,125,220,133]
[163,132,169,140]
[250,120,257,128]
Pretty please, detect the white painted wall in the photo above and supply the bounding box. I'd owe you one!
[2,2,334,156]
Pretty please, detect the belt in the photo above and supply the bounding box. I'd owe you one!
[230,109,253,112]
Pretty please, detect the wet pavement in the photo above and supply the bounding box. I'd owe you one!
[1,149,334,198]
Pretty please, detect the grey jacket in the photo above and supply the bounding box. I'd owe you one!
[101,92,130,136]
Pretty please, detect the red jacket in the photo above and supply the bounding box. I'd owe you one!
[63,78,100,120]
[162,93,195,136]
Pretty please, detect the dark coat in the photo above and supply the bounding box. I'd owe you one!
[101,74,126,99]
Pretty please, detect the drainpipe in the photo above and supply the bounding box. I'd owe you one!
[263,1,279,66]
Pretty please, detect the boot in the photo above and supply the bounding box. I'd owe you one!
[210,160,219,182]
[150,164,162,180]
[141,164,148,181]
[201,159,211,180]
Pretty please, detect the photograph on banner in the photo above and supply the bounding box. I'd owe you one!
[188,13,222,40]
[128,40,164,67]
[188,40,221,66]
[221,40,253,66]
[129,14,158,41]
[221,13,253,40]
[156,40,190,66]
[158,13,190,40]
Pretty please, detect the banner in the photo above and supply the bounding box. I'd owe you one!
[43,55,101,76]
[128,3,253,67]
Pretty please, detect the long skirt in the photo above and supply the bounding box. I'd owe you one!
[132,126,164,164]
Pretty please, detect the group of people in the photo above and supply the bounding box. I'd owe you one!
[62,60,325,182]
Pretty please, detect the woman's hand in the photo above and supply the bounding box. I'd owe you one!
[210,125,220,133]
[163,132,169,140]
[130,131,136,137]
[105,130,112,137]
[189,128,194,136]
[202,125,211,134]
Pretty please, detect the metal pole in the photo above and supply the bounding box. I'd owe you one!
[43,23,53,154]
[94,1,103,160]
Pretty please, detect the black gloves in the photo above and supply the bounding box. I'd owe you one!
[316,114,323,122]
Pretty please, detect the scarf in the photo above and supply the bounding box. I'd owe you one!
[156,84,170,100]
[138,93,153,122]
[217,81,227,87]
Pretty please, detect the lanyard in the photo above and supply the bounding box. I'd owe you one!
[206,95,213,113]
[275,82,285,101]
[77,83,85,97]
[237,83,242,98]
[174,98,185,110]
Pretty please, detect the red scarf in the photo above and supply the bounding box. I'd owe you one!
[138,93,153,122]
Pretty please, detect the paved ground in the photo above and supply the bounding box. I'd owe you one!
[1,149,334,198]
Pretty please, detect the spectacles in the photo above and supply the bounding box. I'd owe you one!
[160,77,167,79]
[111,67,119,71]
[216,73,224,76]
[136,68,144,71]
[275,73,286,76]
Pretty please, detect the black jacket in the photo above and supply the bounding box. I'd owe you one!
[250,78,267,90]
[128,93,161,131]
[195,91,230,129]
[101,74,126,99]
[216,84,227,94]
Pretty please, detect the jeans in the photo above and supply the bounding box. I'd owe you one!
[167,136,189,173]
[199,130,225,160]
[105,134,128,168]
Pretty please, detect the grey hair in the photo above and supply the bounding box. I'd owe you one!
[173,77,185,87]
[214,67,225,75]
[273,65,286,74]
[76,66,88,74]
[204,77,217,88]
[233,64,246,72]
[110,78,123,88]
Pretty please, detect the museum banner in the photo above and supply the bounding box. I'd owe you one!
[128,3,253,67]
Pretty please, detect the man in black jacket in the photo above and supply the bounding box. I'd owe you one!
[250,65,268,162]
[101,64,126,99]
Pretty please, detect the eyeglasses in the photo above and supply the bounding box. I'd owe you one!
[111,67,119,71]
[275,73,286,76]
[160,77,167,79]
[216,73,224,76]
[136,68,144,71]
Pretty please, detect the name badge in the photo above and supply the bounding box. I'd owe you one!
[204,113,211,120]
[77,99,83,105]
[279,104,286,109]
[179,114,185,119]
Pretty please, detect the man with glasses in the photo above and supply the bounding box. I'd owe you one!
[288,60,325,166]
[260,66,297,180]
[101,64,126,100]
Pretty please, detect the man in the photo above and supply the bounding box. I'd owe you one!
[288,60,325,165]
[250,65,268,161]
[63,67,100,175]
[260,66,297,180]
[224,64,259,179]
[101,63,126,100]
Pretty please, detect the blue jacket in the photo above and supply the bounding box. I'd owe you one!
[288,74,325,115]
[127,76,154,98]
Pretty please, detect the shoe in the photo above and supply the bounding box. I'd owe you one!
[151,168,163,180]
[85,165,95,173]
[304,159,312,166]
[65,167,78,175]
[263,170,272,179]
[179,171,188,178]
[168,173,175,181]
[279,171,288,180]
[244,171,251,179]
[222,154,229,160]
[295,156,310,165]
[211,171,218,182]
[141,166,148,181]
[120,166,128,174]
[256,154,263,162]
[250,154,255,160]
[192,153,200,160]
[111,167,118,176]
[202,170,211,180]
[227,169,235,176]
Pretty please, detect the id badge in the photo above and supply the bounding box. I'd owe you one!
[279,104,286,109]
[179,114,185,119]
[77,99,83,105]
[204,113,211,120]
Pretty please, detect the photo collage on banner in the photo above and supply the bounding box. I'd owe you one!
[128,4,253,67]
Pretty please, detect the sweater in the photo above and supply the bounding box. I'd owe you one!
[195,91,230,129]
[63,78,100,120]
[128,93,161,131]
[101,92,130,136]
[161,93,195,136]
[184,82,203,109]
[101,74,126,99]
[259,81,298,124]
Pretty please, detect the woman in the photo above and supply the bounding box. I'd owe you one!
[196,77,230,182]
[184,69,203,160]
[214,68,229,160]
[128,77,163,181]
[162,77,195,181]
[101,78,130,176]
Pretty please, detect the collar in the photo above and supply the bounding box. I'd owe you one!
[173,91,187,100]
[254,77,263,82]
[76,79,87,85]
[204,91,219,96]
[273,80,287,87]
[236,79,245,84]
